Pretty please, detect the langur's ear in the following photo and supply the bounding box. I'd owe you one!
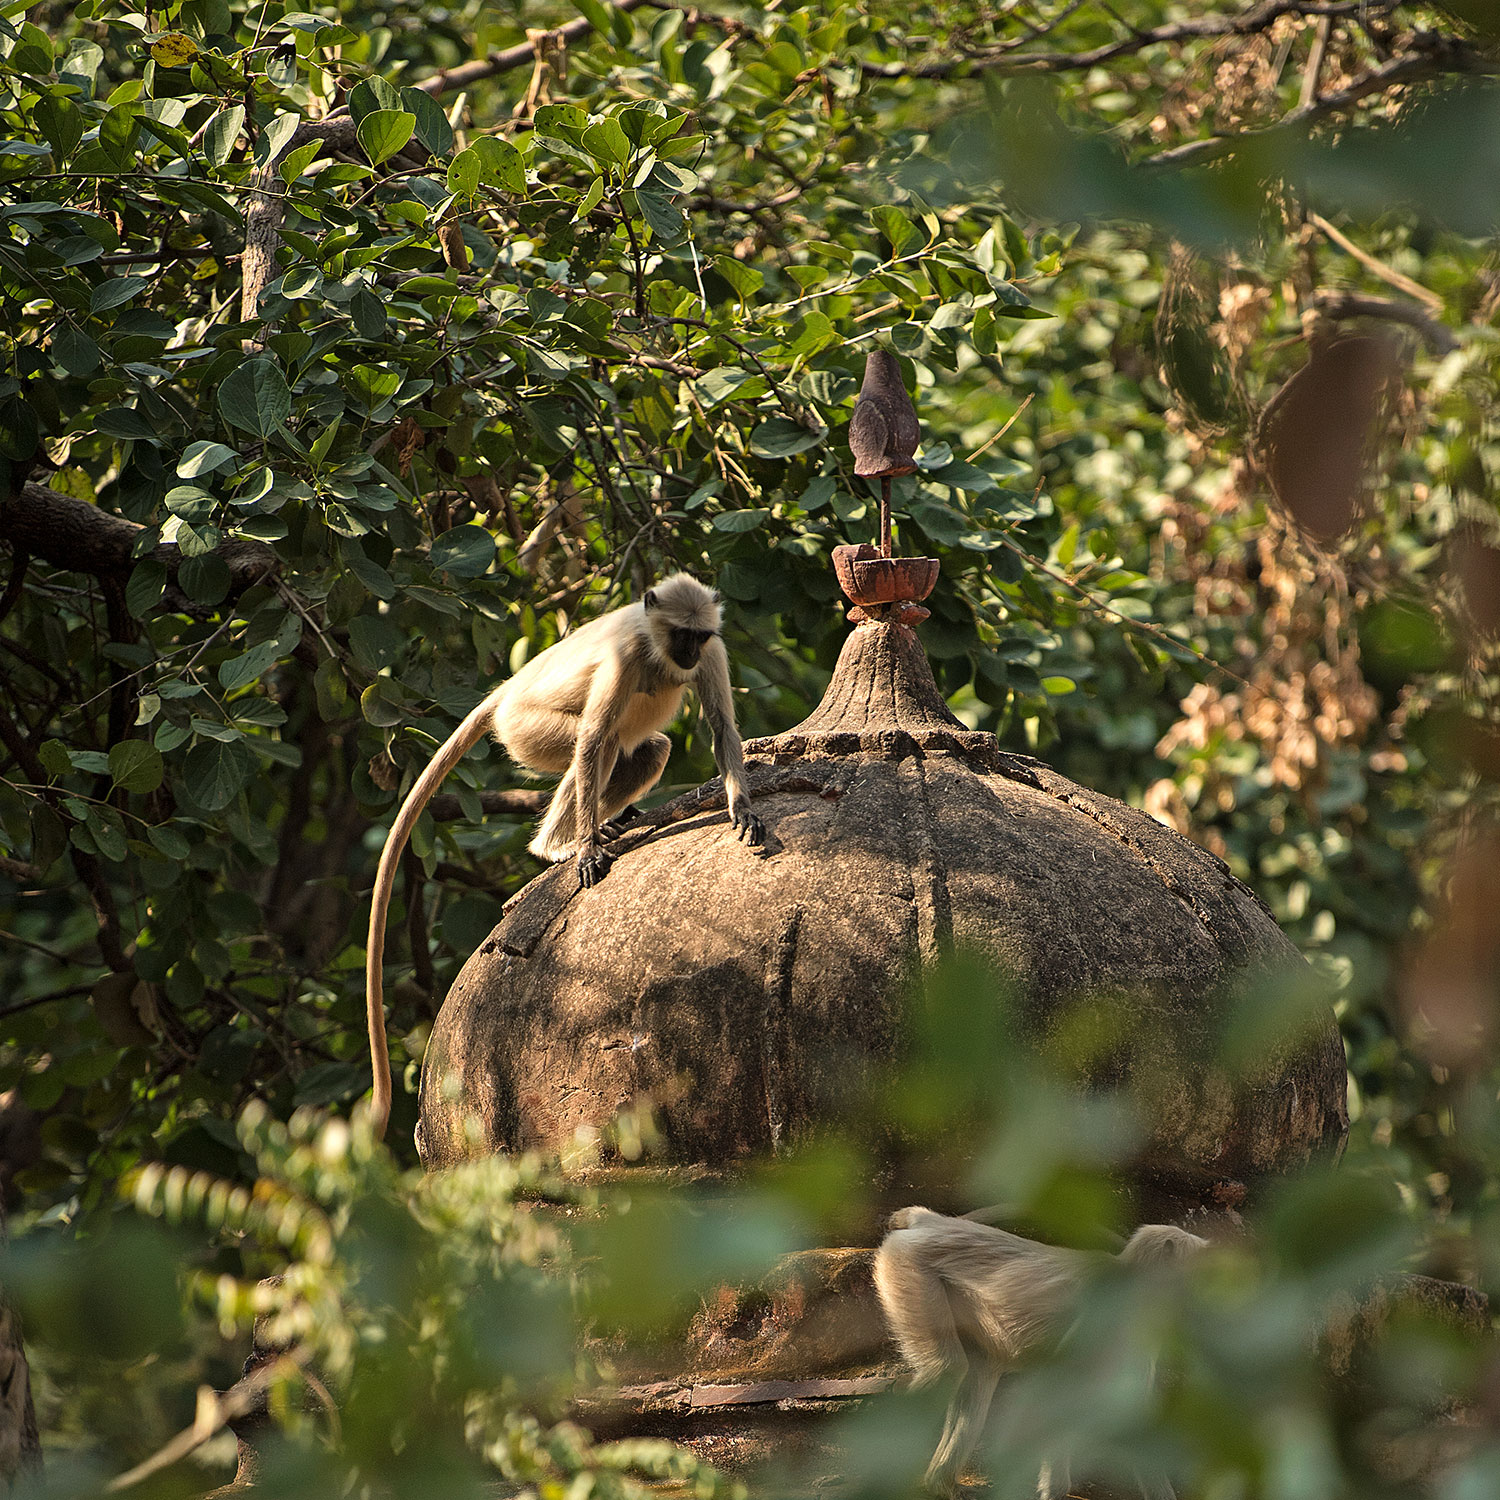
[643,590,658,610]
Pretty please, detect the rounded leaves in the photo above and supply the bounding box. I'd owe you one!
[217,357,290,437]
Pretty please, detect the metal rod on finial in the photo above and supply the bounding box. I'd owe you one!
[879,476,892,559]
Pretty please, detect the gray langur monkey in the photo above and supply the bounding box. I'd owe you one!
[873,1207,1208,1499]
[364,573,764,1138]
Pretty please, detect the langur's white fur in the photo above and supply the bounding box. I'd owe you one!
[364,574,762,1139]
[873,1207,1207,1497]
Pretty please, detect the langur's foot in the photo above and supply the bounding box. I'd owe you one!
[601,804,643,840]
[731,805,765,845]
[577,845,614,888]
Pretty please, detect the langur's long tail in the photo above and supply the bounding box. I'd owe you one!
[365,694,502,1140]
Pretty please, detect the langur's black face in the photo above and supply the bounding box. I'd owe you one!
[667,626,715,670]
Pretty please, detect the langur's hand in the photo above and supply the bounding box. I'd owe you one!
[730,802,764,846]
[577,844,614,888]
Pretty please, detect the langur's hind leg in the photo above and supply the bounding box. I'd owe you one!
[600,734,671,824]
[530,758,610,863]
[924,1359,1000,1497]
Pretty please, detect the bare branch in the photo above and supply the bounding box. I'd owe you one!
[425,789,550,821]
[1308,211,1444,313]
[860,0,1397,81]
[1143,38,1500,169]
[1313,290,1458,352]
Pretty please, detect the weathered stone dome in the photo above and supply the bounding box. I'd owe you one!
[417,620,1347,1201]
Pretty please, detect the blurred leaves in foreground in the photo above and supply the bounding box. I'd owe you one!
[6,956,1500,1498]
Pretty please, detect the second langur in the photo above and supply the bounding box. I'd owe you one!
[874,1207,1207,1499]
[364,572,765,1139]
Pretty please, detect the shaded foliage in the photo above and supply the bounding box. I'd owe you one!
[0,0,1497,1487]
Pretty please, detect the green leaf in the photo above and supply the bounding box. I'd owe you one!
[401,87,454,156]
[279,139,322,183]
[749,416,822,458]
[146,823,191,860]
[351,288,386,339]
[872,205,919,254]
[218,638,283,691]
[51,324,101,376]
[280,264,322,299]
[38,739,72,780]
[204,104,244,167]
[347,614,406,671]
[34,95,84,159]
[356,110,416,167]
[109,741,164,794]
[430,525,496,578]
[177,440,238,478]
[347,76,401,126]
[582,117,632,169]
[344,363,402,411]
[712,508,768,532]
[447,147,480,197]
[0,396,38,460]
[125,558,167,617]
[713,255,763,302]
[635,188,685,244]
[91,276,148,314]
[257,111,299,168]
[573,0,614,37]
[94,407,156,441]
[178,554,230,604]
[217,357,290,437]
[471,136,526,193]
[182,738,255,810]
[576,176,605,219]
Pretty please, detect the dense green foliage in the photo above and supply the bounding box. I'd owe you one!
[0,0,1498,1490]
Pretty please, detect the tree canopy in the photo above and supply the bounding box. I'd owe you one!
[1,0,1498,1489]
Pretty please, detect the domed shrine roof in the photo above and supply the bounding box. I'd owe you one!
[416,612,1348,1202]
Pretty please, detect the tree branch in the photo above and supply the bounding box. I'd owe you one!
[859,0,1398,81]
[425,788,549,821]
[1308,210,1444,313]
[1313,290,1458,352]
[1142,37,1500,169]
[414,0,651,99]
[1,483,277,607]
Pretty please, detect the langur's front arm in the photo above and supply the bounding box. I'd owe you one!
[696,639,764,846]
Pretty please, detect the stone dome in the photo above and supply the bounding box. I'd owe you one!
[416,619,1347,1202]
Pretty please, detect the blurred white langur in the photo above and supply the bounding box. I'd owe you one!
[874,1206,1207,1498]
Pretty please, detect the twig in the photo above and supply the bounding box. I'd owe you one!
[414,0,650,99]
[0,853,42,883]
[104,1351,309,1492]
[0,549,28,625]
[994,530,1263,700]
[0,926,82,964]
[1308,212,1444,314]
[964,392,1034,463]
[1313,290,1457,352]
[1299,14,1333,108]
